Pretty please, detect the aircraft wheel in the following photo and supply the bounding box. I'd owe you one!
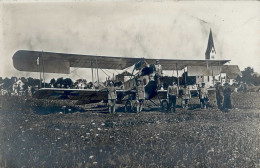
[161,100,169,112]
[133,101,138,113]
[1,90,8,96]
[125,100,132,113]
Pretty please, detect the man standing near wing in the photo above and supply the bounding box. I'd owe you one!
[199,83,208,109]
[107,81,117,114]
[135,80,145,113]
[167,81,179,113]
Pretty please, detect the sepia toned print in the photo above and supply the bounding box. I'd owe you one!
[0,1,260,167]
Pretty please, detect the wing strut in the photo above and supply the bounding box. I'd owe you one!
[176,63,180,88]
[37,56,41,88]
[184,66,187,86]
[42,51,46,88]
[91,60,94,88]
[96,58,99,85]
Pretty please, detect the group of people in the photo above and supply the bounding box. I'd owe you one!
[105,79,145,114]
[215,82,232,111]
[104,58,234,113]
[105,59,162,114]
[167,81,193,113]
[167,81,233,113]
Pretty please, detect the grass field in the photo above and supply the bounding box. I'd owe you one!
[1,92,260,167]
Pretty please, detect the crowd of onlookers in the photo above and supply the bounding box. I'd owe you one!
[0,76,99,96]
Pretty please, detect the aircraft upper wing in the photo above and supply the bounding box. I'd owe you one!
[13,50,230,73]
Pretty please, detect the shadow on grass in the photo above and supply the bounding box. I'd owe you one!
[34,105,86,115]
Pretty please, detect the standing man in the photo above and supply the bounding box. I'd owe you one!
[135,80,145,113]
[27,85,32,96]
[215,82,224,110]
[107,81,117,114]
[223,83,232,111]
[182,85,191,109]
[154,60,163,89]
[13,83,18,95]
[167,81,179,113]
[199,83,208,109]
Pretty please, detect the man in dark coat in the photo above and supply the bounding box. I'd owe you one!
[223,83,232,111]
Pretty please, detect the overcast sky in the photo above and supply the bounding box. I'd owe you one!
[0,1,260,81]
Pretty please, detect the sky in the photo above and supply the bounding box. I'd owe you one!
[0,1,260,82]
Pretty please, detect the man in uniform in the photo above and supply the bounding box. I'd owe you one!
[215,82,224,110]
[135,80,145,113]
[167,81,179,113]
[154,60,162,89]
[199,83,208,109]
[182,85,191,109]
[107,81,117,114]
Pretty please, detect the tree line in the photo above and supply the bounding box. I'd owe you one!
[237,67,260,86]
[0,77,94,92]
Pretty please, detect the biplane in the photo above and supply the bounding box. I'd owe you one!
[13,50,230,112]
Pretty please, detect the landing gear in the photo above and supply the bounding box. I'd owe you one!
[125,100,139,113]
[161,100,169,112]
[125,100,132,113]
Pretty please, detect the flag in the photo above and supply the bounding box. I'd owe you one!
[205,29,216,60]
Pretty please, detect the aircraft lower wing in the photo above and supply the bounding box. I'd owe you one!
[33,88,131,104]
[33,88,109,104]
